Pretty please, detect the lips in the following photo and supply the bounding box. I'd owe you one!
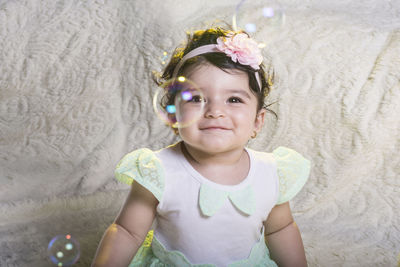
[199,125,229,130]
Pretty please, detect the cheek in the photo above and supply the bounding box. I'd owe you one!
[175,103,203,127]
[177,127,188,137]
[177,124,196,139]
[233,109,257,124]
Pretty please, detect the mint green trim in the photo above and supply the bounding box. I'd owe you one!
[272,147,311,205]
[129,230,277,266]
[199,183,256,217]
[228,229,277,267]
[152,234,215,266]
[199,183,228,216]
[228,184,256,215]
[115,148,164,202]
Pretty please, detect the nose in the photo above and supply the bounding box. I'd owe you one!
[204,101,224,118]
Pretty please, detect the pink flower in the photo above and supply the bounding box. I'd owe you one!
[216,33,263,70]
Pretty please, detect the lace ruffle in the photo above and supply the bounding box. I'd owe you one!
[272,147,311,205]
[115,148,164,202]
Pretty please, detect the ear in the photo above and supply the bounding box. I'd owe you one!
[254,108,266,133]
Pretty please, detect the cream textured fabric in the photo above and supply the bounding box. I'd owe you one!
[1,1,399,266]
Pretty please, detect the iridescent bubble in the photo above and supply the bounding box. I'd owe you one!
[159,51,170,65]
[166,105,176,114]
[245,23,257,33]
[233,0,285,41]
[153,76,205,128]
[48,234,80,266]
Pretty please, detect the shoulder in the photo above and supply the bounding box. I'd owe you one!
[153,142,182,164]
[246,147,276,167]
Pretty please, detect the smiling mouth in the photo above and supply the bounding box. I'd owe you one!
[200,127,229,130]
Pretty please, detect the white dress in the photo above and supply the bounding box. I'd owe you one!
[115,142,311,267]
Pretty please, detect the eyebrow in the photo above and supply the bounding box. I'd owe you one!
[196,88,253,99]
[224,89,252,99]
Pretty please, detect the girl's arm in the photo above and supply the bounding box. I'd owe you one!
[91,182,158,267]
[264,202,307,267]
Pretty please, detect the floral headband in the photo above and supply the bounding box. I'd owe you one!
[172,33,263,90]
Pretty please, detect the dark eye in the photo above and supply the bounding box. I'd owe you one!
[188,95,203,103]
[180,90,203,103]
[228,97,243,103]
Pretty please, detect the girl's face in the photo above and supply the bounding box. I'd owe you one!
[177,63,265,156]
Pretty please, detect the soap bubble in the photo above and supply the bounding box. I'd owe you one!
[153,76,205,128]
[48,234,80,266]
[159,51,170,65]
[233,0,285,45]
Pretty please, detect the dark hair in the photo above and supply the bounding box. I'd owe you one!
[154,27,277,121]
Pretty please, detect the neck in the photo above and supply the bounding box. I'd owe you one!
[181,141,246,167]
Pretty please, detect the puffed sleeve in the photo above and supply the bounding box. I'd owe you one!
[115,148,164,202]
[272,147,311,205]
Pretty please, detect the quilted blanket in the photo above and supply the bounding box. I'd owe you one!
[0,0,399,266]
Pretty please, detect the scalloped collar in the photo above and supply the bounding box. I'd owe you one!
[199,183,256,216]
[177,142,256,217]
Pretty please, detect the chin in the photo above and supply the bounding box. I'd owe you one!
[186,139,243,154]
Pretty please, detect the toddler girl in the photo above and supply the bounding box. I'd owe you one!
[92,27,310,267]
